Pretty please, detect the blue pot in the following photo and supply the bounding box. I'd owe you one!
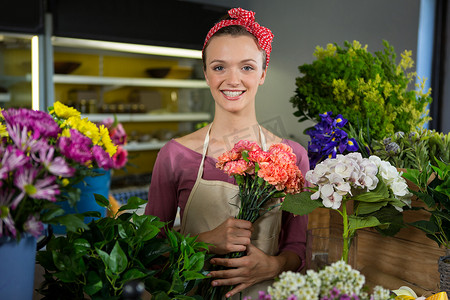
[53,169,111,234]
[0,234,37,299]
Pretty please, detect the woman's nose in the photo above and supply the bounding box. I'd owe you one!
[226,68,240,85]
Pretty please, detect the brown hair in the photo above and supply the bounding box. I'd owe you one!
[202,25,267,70]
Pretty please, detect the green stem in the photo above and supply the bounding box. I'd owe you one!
[342,200,350,263]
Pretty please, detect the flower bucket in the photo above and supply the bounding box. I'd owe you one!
[0,235,37,299]
[53,169,111,234]
[306,227,358,271]
[439,255,450,293]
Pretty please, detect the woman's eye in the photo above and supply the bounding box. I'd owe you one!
[213,66,224,71]
[242,66,254,71]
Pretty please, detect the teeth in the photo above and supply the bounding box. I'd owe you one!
[223,91,243,97]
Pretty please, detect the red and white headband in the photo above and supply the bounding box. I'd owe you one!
[202,7,274,68]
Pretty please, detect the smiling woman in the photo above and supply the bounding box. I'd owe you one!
[144,7,310,300]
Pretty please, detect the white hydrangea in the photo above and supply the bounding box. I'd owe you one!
[306,154,412,210]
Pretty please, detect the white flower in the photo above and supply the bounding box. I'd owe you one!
[378,161,399,184]
[391,177,409,197]
[334,160,354,178]
[368,155,382,166]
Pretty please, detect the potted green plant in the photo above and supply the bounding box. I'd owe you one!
[36,196,210,299]
[402,158,450,292]
[290,40,432,142]
[372,129,449,187]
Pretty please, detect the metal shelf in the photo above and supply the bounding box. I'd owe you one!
[81,112,211,122]
[53,74,208,89]
[123,141,168,151]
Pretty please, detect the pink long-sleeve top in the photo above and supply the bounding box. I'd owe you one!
[145,138,309,269]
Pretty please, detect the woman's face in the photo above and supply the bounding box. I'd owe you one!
[203,34,267,114]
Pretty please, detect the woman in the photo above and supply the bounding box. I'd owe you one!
[145,7,309,299]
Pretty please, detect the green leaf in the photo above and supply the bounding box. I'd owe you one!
[96,248,110,268]
[54,270,77,283]
[409,220,439,235]
[281,192,323,216]
[118,196,147,212]
[94,193,110,208]
[84,271,103,295]
[169,272,185,294]
[154,292,171,300]
[52,214,89,232]
[185,252,205,272]
[109,241,128,274]
[357,201,388,215]
[182,270,206,281]
[73,238,91,256]
[348,215,382,231]
[121,269,148,282]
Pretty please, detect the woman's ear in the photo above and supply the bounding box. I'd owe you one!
[204,69,210,86]
[259,68,267,86]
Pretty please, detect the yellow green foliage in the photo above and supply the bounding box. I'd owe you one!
[291,40,432,141]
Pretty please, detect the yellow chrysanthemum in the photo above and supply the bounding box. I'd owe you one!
[63,116,100,144]
[0,123,8,138]
[53,101,81,119]
[98,124,117,157]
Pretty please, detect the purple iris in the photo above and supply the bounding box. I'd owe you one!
[307,112,359,169]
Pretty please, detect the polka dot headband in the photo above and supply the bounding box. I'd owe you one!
[202,7,274,68]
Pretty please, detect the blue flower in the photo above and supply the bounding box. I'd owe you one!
[306,112,359,169]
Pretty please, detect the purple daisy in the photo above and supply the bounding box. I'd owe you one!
[2,108,60,139]
[12,164,60,209]
[24,215,44,238]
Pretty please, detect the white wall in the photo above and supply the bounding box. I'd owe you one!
[186,0,421,147]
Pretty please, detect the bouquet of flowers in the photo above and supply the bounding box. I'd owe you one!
[204,140,305,299]
[282,153,412,263]
[252,260,392,300]
[98,117,128,170]
[0,101,118,240]
[216,140,305,222]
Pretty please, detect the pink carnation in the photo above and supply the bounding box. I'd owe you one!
[247,150,271,163]
[223,159,254,176]
[232,140,261,153]
[216,149,241,170]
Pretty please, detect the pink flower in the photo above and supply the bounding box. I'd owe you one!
[0,189,17,238]
[13,165,60,208]
[35,146,75,177]
[92,145,113,170]
[247,150,271,163]
[216,149,241,170]
[24,215,44,238]
[112,146,128,169]
[232,140,261,153]
[58,129,93,165]
[223,159,254,176]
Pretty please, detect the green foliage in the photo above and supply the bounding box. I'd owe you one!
[373,129,450,187]
[36,195,210,300]
[290,40,432,141]
[402,159,450,249]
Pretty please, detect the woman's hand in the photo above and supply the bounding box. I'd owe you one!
[207,245,301,298]
[197,217,253,255]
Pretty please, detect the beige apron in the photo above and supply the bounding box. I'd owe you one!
[180,125,282,299]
